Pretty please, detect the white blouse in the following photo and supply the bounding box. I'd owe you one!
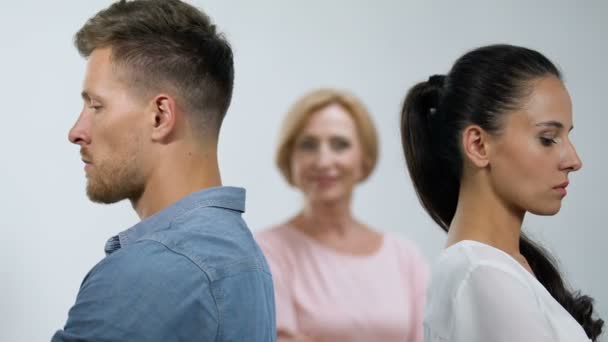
[424,240,590,342]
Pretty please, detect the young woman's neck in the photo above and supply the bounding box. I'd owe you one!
[447,174,525,257]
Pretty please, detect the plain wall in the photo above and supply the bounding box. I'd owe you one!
[1,1,606,341]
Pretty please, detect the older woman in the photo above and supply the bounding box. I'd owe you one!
[256,88,428,342]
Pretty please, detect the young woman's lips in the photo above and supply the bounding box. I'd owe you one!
[553,181,569,197]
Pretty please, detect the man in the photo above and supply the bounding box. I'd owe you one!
[53,0,276,340]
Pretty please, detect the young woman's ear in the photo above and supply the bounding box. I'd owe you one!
[461,125,490,168]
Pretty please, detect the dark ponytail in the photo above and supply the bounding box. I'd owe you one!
[400,44,603,341]
[520,236,604,339]
[401,74,458,231]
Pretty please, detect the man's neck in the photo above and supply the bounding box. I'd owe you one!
[132,146,222,220]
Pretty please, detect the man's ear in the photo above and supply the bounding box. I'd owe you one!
[149,94,178,142]
[461,124,491,168]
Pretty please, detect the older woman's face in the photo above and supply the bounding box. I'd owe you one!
[290,103,365,204]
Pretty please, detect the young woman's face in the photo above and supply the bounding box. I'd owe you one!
[488,76,582,215]
[290,103,365,204]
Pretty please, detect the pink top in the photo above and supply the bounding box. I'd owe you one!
[256,224,428,342]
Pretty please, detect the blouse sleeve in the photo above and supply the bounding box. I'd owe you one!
[452,263,554,342]
[256,232,299,335]
[408,245,429,342]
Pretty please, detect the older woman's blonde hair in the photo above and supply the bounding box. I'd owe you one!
[276,88,379,185]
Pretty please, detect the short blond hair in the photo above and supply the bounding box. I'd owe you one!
[276,88,379,185]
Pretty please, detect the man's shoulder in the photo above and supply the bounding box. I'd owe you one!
[90,239,213,286]
[57,241,221,342]
[138,208,271,282]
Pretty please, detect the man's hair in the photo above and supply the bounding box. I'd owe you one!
[75,0,234,137]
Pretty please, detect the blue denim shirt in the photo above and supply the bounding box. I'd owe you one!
[52,186,276,341]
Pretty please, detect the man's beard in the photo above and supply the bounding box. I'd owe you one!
[86,156,144,204]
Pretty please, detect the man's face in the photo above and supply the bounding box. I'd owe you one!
[68,48,149,204]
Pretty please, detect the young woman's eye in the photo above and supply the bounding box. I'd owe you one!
[540,137,557,146]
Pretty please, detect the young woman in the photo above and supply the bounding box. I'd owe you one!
[400,44,604,341]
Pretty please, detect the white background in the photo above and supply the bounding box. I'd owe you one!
[1,1,606,341]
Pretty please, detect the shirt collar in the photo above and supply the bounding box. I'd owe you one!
[104,186,245,255]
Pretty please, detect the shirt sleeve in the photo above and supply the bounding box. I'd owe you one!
[256,233,299,335]
[451,263,554,342]
[51,241,218,342]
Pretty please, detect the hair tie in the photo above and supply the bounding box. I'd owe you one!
[428,74,446,88]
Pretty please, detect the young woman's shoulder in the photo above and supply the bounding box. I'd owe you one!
[426,240,549,341]
[431,240,530,293]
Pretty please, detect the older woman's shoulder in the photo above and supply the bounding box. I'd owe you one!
[255,222,305,254]
[256,222,297,241]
